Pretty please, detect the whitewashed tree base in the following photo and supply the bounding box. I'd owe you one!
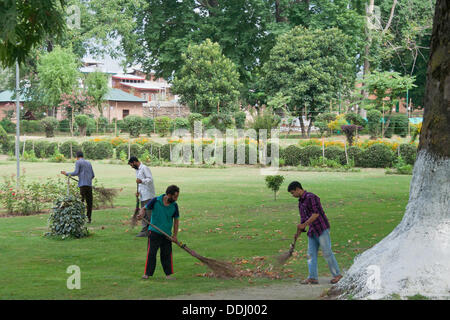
[336,149,450,299]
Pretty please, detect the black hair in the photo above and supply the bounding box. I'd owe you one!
[76,151,84,158]
[287,181,303,192]
[128,156,139,164]
[166,185,180,195]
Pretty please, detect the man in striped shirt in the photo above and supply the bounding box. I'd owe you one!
[288,181,342,285]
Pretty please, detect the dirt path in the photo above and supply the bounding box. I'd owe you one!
[166,277,333,300]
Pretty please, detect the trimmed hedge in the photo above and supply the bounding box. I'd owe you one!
[359,144,394,168]
[115,143,143,160]
[81,141,113,160]
[283,145,302,166]
[347,146,363,167]
[399,143,417,165]
[324,146,346,165]
[299,145,322,166]
[60,141,81,159]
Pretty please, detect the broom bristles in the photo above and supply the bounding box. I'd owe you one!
[181,244,239,278]
[275,251,293,265]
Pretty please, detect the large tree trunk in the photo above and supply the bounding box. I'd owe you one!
[335,0,450,299]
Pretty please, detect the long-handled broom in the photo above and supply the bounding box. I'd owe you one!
[276,228,306,265]
[131,215,239,278]
[130,183,140,228]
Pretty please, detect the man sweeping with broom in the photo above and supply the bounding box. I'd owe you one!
[287,181,342,285]
[137,185,180,280]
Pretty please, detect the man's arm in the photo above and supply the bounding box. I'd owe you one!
[140,166,153,185]
[298,213,320,231]
[172,218,179,241]
[63,161,80,177]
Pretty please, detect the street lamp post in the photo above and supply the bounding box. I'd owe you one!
[15,60,20,189]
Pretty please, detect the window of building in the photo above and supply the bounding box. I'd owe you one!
[123,109,130,118]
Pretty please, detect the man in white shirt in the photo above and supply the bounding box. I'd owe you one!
[128,156,156,237]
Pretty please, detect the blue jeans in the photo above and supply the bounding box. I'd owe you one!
[307,229,341,280]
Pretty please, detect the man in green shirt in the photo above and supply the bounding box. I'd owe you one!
[138,185,180,280]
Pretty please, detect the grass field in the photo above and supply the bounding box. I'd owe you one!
[0,161,411,299]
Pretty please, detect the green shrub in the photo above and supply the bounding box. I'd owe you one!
[46,195,89,239]
[282,145,302,166]
[50,147,66,162]
[398,143,417,165]
[173,117,189,131]
[391,114,409,137]
[299,145,322,166]
[41,117,59,137]
[154,116,173,137]
[208,113,234,132]
[94,141,113,159]
[367,109,382,139]
[115,143,143,160]
[345,113,366,127]
[59,141,81,159]
[58,119,71,132]
[316,112,337,123]
[45,142,59,157]
[324,146,346,165]
[188,113,203,133]
[81,141,96,159]
[74,114,90,136]
[0,119,15,133]
[234,111,247,129]
[21,120,43,133]
[143,117,155,136]
[33,140,51,158]
[0,124,7,146]
[315,121,328,136]
[160,144,171,161]
[123,115,145,137]
[347,146,363,167]
[310,156,342,168]
[85,117,97,136]
[141,142,162,159]
[82,141,113,159]
[265,175,285,200]
[359,144,394,168]
[96,116,109,133]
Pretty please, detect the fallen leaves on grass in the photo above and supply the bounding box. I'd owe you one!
[195,255,297,280]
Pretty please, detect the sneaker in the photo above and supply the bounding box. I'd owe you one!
[142,274,149,280]
[330,275,343,284]
[300,278,319,285]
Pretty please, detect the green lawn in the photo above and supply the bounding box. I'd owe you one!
[0,161,411,299]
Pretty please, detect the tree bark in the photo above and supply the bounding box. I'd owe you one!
[334,0,450,299]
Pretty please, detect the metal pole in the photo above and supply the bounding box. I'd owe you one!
[15,60,20,189]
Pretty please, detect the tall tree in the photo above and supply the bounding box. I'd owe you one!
[262,27,356,138]
[37,46,80,116]
[172,39,241,117]
[0,0,66,67]
[361,71,416,137]
[84,71,108,116]
[335,0,450,299]
[378,0,436,107]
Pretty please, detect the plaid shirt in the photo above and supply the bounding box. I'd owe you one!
[298,191,330,238]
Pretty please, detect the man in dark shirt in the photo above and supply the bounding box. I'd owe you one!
[61,151,95,223]
[288,181,342,285]
[138,185,180,280]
